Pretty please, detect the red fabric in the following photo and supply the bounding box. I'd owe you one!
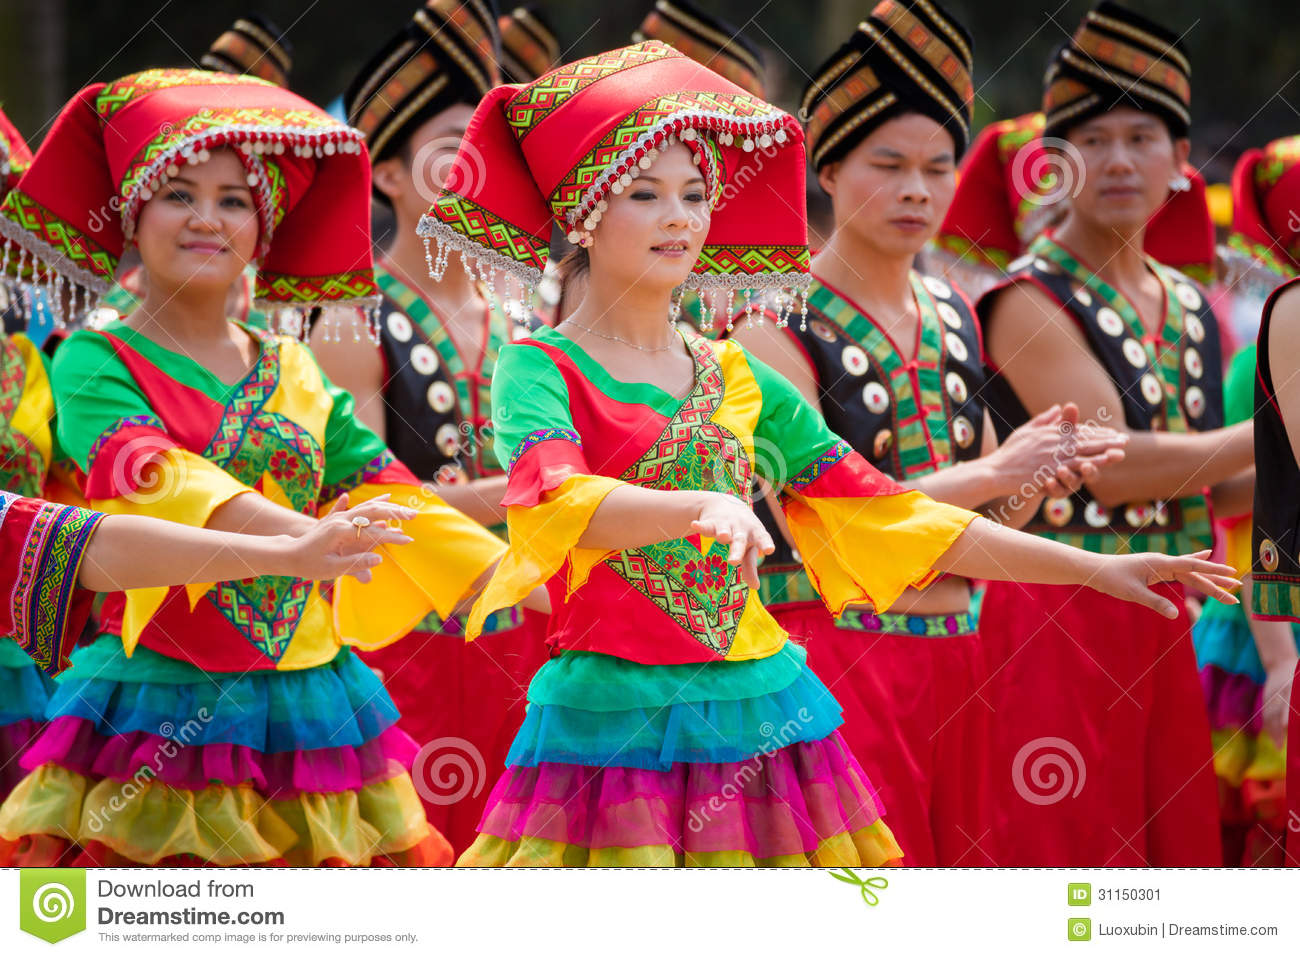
[977,580,1220,866]
[358,609,551,858]
[1232,146,1300,270]
[98,586,278,672]
[1288,658,1300,866]
[778,606,992,866]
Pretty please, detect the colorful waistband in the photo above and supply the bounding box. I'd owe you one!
[834,608,978,637]
[756,564,822,608]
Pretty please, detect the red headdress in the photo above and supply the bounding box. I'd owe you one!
[418,40,809,322]
[0,68,378,325]
[934,111,1216,284]
[1228,135,1300,282]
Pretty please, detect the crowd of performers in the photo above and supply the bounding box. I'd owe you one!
[0,0,1295,868]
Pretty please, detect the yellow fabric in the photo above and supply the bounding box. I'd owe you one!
[91,448,253,655]
[457,820,903,867]
[333,481,509,650]
[1225,517,1253,580]
[465,472,622,640]
[0,763,433,867]
[723,588,790,661]
[1210,727,1287,787]
[710,342,764,471]
[9,333,53,472]
[270,339,333,438]
[783,489,978,617]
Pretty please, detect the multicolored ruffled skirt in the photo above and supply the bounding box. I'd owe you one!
[457,641,903,867]
[1193,598,1300,866]
[0,636,451,867]
[0,638,54,802]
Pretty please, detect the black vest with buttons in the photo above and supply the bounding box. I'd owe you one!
[748,272,987,606]
[979,235,1224,553]
[1252,277,1300,621]
[373,266,539,483]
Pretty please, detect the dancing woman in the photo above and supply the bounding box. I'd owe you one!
[0,68,510,866]
[416,40,1238,866]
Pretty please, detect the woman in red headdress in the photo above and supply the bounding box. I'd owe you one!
[418,40,1238,866]
[0,68,517,867]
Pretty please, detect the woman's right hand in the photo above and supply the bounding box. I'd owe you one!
[690,492,775,589]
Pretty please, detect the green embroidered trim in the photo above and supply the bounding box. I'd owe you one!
[835,607,978,636]
[1254,576,1300,622]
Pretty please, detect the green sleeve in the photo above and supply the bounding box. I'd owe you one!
[739,345,845,489]
[1224,344,1256,426]
[50,330,162,472]
[489,342,577,472]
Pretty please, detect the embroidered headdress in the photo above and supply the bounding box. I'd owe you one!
[633,0,767,99]
[1227,135,1300,282]
[345,0,500,164]
[1042,1,1191,141]
[200,14,294,88]
[418,40,810,324]
[802,0,974,171]
[0,69,379,327]
[498,5,561,85]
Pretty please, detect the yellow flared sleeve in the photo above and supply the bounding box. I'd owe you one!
[782,489,978,617]
[9,333,54,472]
[464,473,623,641]
[91,449,253,655]
[331,482,511,651]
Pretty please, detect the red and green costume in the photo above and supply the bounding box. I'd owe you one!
[453,328,976,866]
[0,317,506,867]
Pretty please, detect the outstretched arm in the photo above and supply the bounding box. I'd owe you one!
[933,516,1239,618]
[78,494,416,591]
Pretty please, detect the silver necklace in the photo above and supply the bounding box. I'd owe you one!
[564,320,678,353]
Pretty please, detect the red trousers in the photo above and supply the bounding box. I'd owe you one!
[359,610,550,859]
[777,606,993,866]
[978,581,1220,866]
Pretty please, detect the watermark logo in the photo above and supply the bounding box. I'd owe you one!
[1011,137,1085,208]
[413,136,485,205]
[20,869,86,943]
[1067,917,1092,941]
[411,736,487,806]
[1011,736,1086,806]
[828,869,889,908]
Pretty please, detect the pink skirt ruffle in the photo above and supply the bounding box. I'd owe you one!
[20,716,418,798]
[476,730,887,858]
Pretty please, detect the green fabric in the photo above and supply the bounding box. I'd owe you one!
[1225,344,1256,426]
[311,350,395,489]
[526,325,689,418]
[526,640,809,711]
[0,636,38,668]
[741,346,848,489]
[51,327,178,472]
[491,335,578,472]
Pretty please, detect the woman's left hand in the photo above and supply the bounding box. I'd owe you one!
[1089,550,1240,619]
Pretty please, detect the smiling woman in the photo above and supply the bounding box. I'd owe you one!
[0,68,513,868]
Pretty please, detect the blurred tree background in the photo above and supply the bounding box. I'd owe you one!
[0,0,1296,184]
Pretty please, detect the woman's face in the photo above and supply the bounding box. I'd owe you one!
[587,141,711,291]
[818,112,957,259]
[1063,107,1189,231]
[133,147,259,294]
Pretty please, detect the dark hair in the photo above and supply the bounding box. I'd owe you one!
[556,246,590,284]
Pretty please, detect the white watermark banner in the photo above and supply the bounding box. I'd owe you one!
[4,867,1300,955]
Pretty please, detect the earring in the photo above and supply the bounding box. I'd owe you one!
[1168,173,1192,192]
[669,286,683,324]
[566,229,594,248]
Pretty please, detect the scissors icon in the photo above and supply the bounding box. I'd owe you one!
[829,869,889,906]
